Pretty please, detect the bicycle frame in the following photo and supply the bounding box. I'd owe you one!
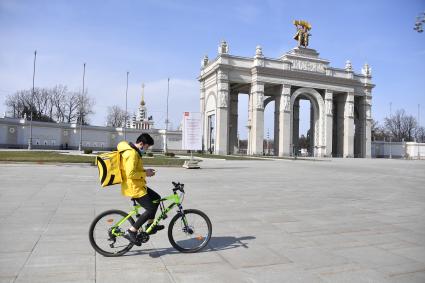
[111,192,184,236]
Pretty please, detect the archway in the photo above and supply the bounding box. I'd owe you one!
[204,92,216,153]
[264,96,276,155]
[290,88,325,157]
[296,98,313,156]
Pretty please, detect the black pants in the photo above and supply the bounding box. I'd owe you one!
[133,187,161,230]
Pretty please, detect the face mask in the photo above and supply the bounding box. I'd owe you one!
[139,147,145,155]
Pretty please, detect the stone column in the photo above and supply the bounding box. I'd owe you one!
[247,91,253,155]
[215,70,229,155]
[310,103,314,154]
[324,90,333,156]
[336,96,344,157]
[293,99,300,150]
[343,92,355,157]
[250,81,265,155]
[200,82,207,152]
[229,91,239,154]
[361,91,372,158]
[274,96,280,155]
[279,84,291,156]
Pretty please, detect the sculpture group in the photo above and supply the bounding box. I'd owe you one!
[199,21,374,158]
[293,20,312,48]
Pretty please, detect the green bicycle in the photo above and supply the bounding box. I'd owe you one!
[89,182,212,257]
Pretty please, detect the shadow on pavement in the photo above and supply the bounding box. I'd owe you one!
[202,167,249,170]
[124,235,255,258]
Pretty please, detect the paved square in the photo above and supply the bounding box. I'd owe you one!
[0,158,424,282]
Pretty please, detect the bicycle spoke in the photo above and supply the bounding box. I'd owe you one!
[89,210,134,257]
[169,209,211,252]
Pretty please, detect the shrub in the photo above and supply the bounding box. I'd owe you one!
[165,152,175,157]
[147,152,154,157]
[83,149,93,154]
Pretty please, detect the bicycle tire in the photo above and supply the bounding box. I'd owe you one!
[89,209,135,257]
[168,209,212,253]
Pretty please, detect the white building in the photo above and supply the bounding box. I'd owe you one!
[0,82,184,151]
[127,84,154,130]
[0,117,182,152]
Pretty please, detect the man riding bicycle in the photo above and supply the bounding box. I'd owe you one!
[118,133,164,245]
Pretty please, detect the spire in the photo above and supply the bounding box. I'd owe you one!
[140,83,145,106]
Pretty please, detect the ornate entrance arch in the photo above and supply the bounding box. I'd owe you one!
[199,41,374,158]
[290,88,325,157]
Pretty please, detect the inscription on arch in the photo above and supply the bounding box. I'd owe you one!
[290,59,326,73]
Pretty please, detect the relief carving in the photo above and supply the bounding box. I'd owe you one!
[256,92,264,109]
[346,103,354,117]
[326,100,333,115]
[366,106,371,119]
[290,60,325,73]
[219,92,228,108]
[282,95,290,112]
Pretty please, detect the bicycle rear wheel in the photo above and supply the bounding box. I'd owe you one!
[168,209,212,253]
[89,209,134,257]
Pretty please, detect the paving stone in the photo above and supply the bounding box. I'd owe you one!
[0,252,30,278]
[334,246,416,268]
[279,247,352,269]
[0,158,424,282]
[318,268,390,283]
[388,246,425,264]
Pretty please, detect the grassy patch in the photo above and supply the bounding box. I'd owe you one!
[143,154,187,166]
[178,153,266,160]
[0,151,95,163]
[0,151,187,166]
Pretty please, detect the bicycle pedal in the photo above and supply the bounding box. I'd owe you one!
[137,232,150,243]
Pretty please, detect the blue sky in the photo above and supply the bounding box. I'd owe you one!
[1,0,424,139]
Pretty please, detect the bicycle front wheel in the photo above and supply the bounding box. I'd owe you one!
[89,209,135,257]
[168,209,212,253]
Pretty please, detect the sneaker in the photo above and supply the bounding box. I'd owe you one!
[123,230,141,246]
[145,223,165,234]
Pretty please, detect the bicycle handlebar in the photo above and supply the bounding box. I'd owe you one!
[172,181,185,193]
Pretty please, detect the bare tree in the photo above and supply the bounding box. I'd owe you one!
[4,85,95,124]
[384,109,418,141]
[402,115,417,141]
[77,90,95,125]
[5,88,54,122]
[416,126,425,143]
[106,105,130,127]
[62,91,80,123]
[371,119,390,141]
[5,89,30,118]
[50,85,68,122]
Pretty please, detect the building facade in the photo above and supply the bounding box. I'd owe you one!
[0,83,184,151]
[199,41,375,157]
[0,117,182,152]
[127,84,154,130]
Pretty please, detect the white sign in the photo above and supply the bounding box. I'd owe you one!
[182,112,202,150]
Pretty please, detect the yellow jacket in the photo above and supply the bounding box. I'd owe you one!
[117,141,147,198]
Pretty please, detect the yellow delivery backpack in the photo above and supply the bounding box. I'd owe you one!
[96,150,127,187]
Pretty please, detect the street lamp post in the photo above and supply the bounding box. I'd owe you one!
[389,102,392,159]
[28,50,37,150]
[78,63,86,152]
[124,71,129,140]
[165,78,170,153]
[266,128,270,156]
[237,131,240,154]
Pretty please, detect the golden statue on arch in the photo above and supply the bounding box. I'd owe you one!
[293,20,312,48]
